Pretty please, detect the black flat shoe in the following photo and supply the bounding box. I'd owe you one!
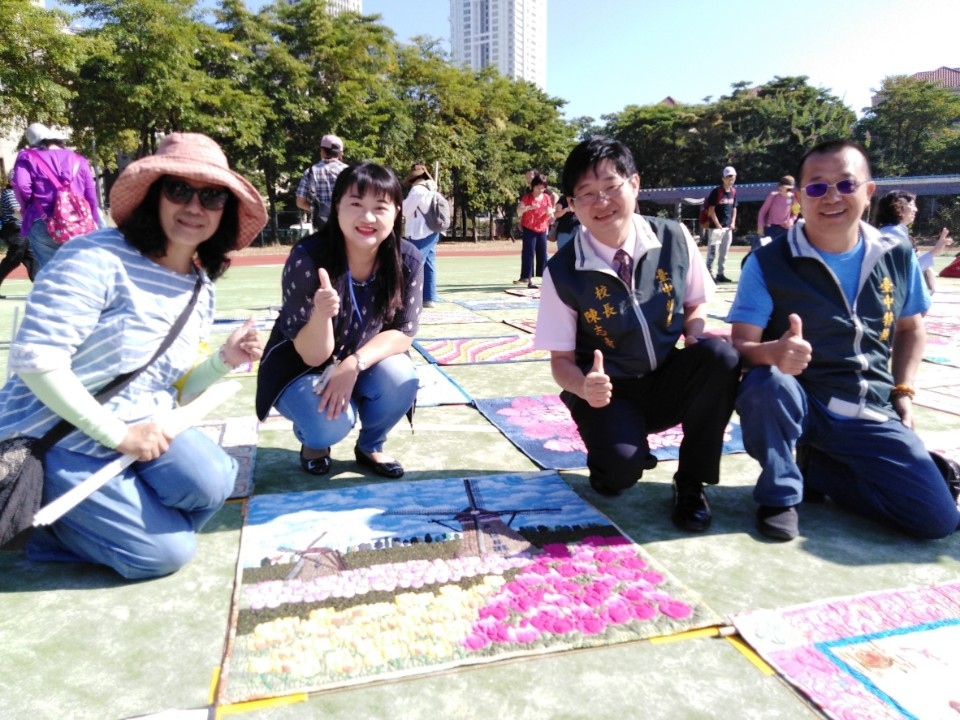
[299,446,332,476]
[354,445,404,478]
[671,479,712,532]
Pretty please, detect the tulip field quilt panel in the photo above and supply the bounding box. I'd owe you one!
[732,582,960,720]
[217,470,721,704]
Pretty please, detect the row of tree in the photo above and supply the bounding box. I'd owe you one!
[5,0,960,240]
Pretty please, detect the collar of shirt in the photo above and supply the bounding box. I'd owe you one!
[582,215,663,270]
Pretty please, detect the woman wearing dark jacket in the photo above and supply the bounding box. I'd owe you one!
[257,162,424,479]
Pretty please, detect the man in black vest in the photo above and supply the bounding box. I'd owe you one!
[729,139,959,541]
[533,137,741,532]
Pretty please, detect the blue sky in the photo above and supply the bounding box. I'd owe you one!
[239,471,609,567]
[364,0,958,121]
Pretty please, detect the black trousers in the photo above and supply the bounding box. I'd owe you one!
[0,223,38,284]
[563,338,740,491]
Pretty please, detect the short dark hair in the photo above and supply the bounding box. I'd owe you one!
[794,139,872,187]
[529,172,547,189]
[118,176,238,280]
[876,190,917,227]
[561,136,637,198]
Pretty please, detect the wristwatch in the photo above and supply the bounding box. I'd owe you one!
[352,353,367,372]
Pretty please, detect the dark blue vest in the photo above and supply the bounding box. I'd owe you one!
[752,230,914,415]
[548,217,690,378]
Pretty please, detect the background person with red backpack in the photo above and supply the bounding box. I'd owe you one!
[11,123,100,270]
[704,166,738,282]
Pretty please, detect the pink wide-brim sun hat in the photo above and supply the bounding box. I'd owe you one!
[109,132,268,250]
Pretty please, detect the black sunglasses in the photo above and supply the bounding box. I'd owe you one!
[162,179,230,211]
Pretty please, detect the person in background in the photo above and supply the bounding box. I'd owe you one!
[402,162,440,308]
[0,132,267,579]
[516,172,553,289]
[0,175,37,296]
[295,134,347,230]
[728,140,958,542]
[552,194,580,249]
[534,136,740,532]
[256,162,424,480]
[705,166,738,283]
[756,175,798,244]
[876,189,952,295]
[11,123,101,269]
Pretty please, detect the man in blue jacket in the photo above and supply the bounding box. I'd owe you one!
[728,139,959,541]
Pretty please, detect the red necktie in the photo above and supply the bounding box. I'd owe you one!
[614,248,633,285]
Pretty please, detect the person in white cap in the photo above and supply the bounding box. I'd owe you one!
[704,165,738,282]
[11,122,101,269]
[296,134,347,228]
[0,132,268,579]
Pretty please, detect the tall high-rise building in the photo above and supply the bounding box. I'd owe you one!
[324,0,362,13]
[449,0,546,90]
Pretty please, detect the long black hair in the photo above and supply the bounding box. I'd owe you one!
[117,176,239,280]
[314,162,406,323]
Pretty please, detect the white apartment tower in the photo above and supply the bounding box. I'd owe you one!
[323,0,362,13]
[450,0,547,90]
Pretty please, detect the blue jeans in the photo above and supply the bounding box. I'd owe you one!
[520,227,547,280]
[408,231,440,302]
[736,366,960,538]
[26,428,237,579]
[27,220,61,271]
[275,353,418,454]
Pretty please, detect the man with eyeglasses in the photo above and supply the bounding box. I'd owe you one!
[534,137,741,533]
[728,139,959,542]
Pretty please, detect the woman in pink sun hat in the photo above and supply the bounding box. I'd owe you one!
[0,132,267,579]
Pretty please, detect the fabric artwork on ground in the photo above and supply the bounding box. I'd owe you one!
[194,416,259,498]
[414,363,472,406]
[923,334,960,368]
[732,582,960,720]
[504,287,540,299]
[502,318,538,335]
[914,384,960,416]
[474,394,745,470]
[217,470,721,704]
[454,298,540,311]
[418,306,489,325]
[414,336,550,365]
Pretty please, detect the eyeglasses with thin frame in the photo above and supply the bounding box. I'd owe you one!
[572,178,629,206]
[801,179,863,198]
[162,178,230,211]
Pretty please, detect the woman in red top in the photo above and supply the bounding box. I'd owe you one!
[516,172,553,288]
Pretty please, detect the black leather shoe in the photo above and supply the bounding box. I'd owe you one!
[299,446,332,476]
[671,480,712,532]
[354,445,404,478]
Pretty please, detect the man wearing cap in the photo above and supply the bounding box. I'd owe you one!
[705,166,738,283]
[296,134,347,229]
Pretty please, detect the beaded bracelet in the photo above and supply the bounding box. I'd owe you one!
[890,384,916,400]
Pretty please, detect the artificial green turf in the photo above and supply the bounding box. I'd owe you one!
[1,248,958,720]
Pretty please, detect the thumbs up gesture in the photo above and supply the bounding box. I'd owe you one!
[220,317,263,368]
[583,349,613,408]
[312,267,340,319]
[776,313,812,375]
